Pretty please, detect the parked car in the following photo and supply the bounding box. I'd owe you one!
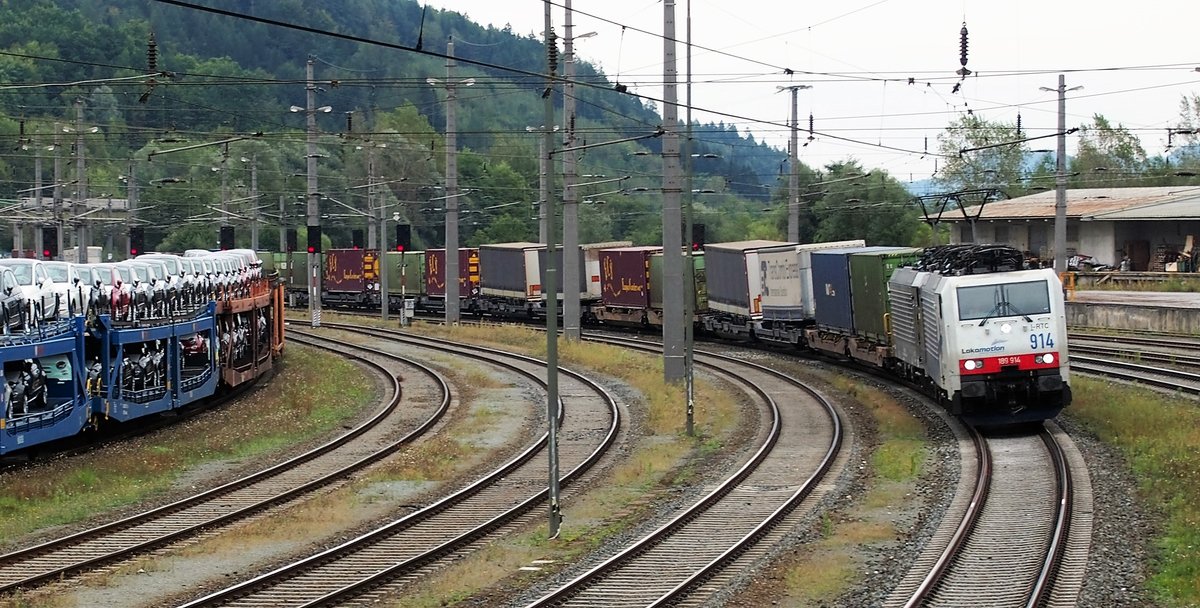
[42,261,89,318]
[118,260,165,318]
[4,359,46,416]
[179,257,209,304]
[137,254,188,300]
[73,264,104,316]
[90,263,134,320]
[136,256,182,314]
[0,259,59,323]
[0,267,28,331]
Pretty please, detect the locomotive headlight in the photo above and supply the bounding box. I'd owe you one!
[1000,322,1012,334]
[1037,353,1055,364]
[964,359,978,371]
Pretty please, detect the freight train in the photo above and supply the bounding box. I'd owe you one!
[1,251,285,457]
[269,240,1070,424]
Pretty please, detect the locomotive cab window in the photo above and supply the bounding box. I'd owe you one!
[956,280,1051,321]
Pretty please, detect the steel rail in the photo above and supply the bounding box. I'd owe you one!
[178,323,619,607]
[0,333,434,594]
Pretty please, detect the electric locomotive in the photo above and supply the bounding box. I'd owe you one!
[888,245,1070,424]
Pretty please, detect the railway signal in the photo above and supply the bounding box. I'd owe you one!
[286,229,297,252]
[130,226,144,256]
[691,223,705,251]
[306,225,322,254]
[42,226,58,259]
[219,226,234,250]
[351,229,363,250]
[395,224,411,252]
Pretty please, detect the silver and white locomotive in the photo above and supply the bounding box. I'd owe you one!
[888,246,1071,424]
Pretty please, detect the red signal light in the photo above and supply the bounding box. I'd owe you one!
[396,244,405,252]
[307,245,316,254]
[42,249,51,258]
[130,248,139,256]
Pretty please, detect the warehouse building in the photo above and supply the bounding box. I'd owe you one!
[947,186,1200,271]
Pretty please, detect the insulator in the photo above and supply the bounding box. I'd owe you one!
[547,30,558,72]
[959,23,968,68]
[147,32,158,72]
[1016,113,1023,138]
[808,113,814,136]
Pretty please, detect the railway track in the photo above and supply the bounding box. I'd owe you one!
[885,423,1090,607]
[0,332,448,597]
[1069,331,1200,394]
[175,323,621,607]
[517,334,843,607]
[1070,355,1200,394]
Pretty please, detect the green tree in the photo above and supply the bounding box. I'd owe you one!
[934,115,1026,192]
[1072,114,1147,186]
[812,161,921,246]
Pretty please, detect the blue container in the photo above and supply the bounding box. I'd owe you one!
[811,249,856,332]
[811,246,912,332]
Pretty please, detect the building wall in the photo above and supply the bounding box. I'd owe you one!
[1079,221,1117,266]
[951,219,1200,270]
[953,219,1063,260]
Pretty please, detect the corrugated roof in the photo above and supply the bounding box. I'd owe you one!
[481,242,543,249]
[951,186,1200,221]
[582,241,635,249]
[1086,196,1200,220]
[601,245,663,252]
[708,240,792,250]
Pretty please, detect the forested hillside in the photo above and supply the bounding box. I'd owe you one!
[0,0,930,253]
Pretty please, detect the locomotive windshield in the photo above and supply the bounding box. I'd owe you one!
[957,280,1051,322]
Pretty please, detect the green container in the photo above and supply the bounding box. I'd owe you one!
[650,252,706,313]
[384,250,425,296]
[849,248,920,341]
[259,252,279,276]
[286,251,311,292]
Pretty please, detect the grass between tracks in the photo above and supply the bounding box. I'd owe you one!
[760,376,928,606]
[0,345,375,545]
[383,319,740,606]
[1068,376,1200,607]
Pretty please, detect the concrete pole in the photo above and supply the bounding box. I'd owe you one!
[662,0,685,382]
[128,162,137,256]
[33,152,42,257]
[220,147,230,231]
[1054,73,1068,274]
[543,0,562,539]
[53,122,63,260]
[562,0,581,341]
[538,138,548,243]
[366,148,377,249]
[278,195,286,252]
[376,169,389,321]
[788,86,800,242]
[250,155,259,250]
[75,100,88,263]
[444,37,461,325]
[683,0,695,435]
[306,57,323,327]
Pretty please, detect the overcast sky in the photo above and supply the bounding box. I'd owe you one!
[421,0,1200,186]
